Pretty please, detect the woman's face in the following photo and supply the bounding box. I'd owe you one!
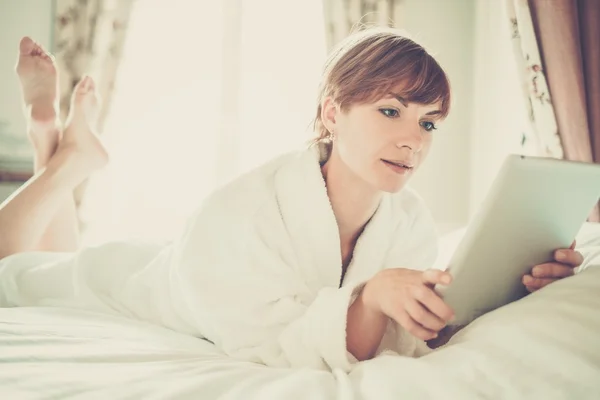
[323,92,443,194]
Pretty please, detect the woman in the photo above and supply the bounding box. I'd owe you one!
[0,29,583,372]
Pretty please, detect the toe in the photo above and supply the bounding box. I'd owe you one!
[32,44,44,56]
[19,37,35,54]
[75,76,93,95]
[85,76,96,92]
[71,76,98,114]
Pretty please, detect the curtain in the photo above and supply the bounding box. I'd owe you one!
[322,0,405,50]
[507,0,600,221]
[53,0,135,224]
[54,0,135,130]
[506,0,563,158]
[528,0,599,164]
[469,0,530,217]
[79,0,327,244]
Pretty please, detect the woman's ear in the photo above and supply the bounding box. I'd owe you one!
[320,96,338,135]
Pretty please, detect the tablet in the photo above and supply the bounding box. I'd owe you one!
[436,154,600,326]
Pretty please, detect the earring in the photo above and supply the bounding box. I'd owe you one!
[329,130,336,141]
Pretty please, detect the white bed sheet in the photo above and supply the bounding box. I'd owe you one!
[1,223,600,399]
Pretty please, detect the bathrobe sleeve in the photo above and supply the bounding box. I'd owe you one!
[169,195,365,372]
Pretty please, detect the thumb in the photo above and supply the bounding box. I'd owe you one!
[570,240,577,250]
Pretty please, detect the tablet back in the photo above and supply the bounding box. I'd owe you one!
[437,154,600,325]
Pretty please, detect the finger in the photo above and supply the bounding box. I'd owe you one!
[524,283,537,293]
[570,240,577,250]
[421,269,452,287]
[395,310,438,341]
[412,286,455,322]
[554,249,584,267]
[522,275,556,291]
[531,263,575,279]
[405,299,446,332]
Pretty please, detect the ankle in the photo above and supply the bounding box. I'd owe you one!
[33,156,50,173]
[28,116,62,133]
[44,150,90,189]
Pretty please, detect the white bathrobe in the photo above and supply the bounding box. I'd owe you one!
[0,142,439,372]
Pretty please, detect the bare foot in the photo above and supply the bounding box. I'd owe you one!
[50,76,108,180]
[15,37,61,157]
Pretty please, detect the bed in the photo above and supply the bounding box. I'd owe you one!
[1,224,600,399]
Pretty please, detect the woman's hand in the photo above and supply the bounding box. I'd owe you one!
[362,268,455,341]
[523,241,584,293]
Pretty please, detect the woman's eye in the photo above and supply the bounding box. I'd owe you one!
[420,121,437,132]
[380,108,399,118]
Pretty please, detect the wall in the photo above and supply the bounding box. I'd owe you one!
[401,0,476,234]
[0,0,54,167]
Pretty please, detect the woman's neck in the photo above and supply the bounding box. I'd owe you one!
[321,146,382,244]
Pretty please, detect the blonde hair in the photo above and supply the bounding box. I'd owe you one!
[312,27,451,143]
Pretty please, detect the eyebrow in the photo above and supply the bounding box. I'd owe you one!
[388,93,442,116]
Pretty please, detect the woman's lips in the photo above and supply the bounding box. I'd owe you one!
[382,159,414,174]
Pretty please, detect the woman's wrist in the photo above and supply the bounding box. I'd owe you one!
[360,276,381,314]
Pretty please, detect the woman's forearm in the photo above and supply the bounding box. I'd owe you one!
[346,290,389,361]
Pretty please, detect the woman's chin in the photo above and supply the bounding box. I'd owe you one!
[377,177,410,194]
[374,164,414,193]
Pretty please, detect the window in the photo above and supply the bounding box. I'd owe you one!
[82,0,327,245]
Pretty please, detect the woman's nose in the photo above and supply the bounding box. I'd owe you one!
[395,126,423,153]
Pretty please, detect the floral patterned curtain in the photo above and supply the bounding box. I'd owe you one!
[507,0,599,222]
[505,0,563,159]
[322,0,405,51]
[54,0,135,132]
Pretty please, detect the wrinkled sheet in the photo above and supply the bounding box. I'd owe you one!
[1,223,600,399]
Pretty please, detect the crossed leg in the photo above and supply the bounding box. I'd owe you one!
[0,37,108,259]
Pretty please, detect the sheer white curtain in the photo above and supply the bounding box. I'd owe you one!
[81,0,327,245]
[467,0,529,218]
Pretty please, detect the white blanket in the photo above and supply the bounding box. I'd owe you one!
[0,143,438,373]
[2,225,600,399]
